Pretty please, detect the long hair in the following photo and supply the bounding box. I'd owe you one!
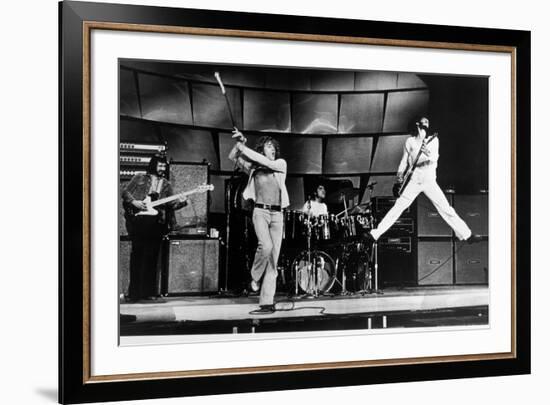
[146,154,168,175]
[255,136,281,159]
[409,115,430,136]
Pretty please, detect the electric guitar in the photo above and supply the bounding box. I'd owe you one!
[393,133,438,197]
[127,184,214,217]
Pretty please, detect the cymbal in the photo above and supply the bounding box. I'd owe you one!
[326,187,360,203]
[348,202,372,214]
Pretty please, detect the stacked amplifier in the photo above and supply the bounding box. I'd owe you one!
[372,197,416,287]
[118,150,219,297]
[373,193,488,287]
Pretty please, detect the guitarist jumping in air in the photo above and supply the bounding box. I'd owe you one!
[122,154,188,303]
[368,116,481,244]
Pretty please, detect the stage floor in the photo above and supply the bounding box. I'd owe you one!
[120,285,489,336]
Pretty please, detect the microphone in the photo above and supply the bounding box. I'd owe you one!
[366,182,377,189]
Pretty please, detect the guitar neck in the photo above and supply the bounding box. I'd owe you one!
[149,188,199,208]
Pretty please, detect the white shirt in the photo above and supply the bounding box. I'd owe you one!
[228,143,290,208]
[302,200,328,217]
[402,135,439,182]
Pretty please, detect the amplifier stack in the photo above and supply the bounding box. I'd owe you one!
[416,193,488,286]
[372,197,416,287]
[373,193,488,287]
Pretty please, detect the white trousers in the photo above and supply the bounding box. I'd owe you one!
[250,208,284,305]
[370,177,472,241]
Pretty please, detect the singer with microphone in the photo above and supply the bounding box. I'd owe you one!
[368,116,481,244]
[228,129,289,314]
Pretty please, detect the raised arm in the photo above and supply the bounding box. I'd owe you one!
[235,143,287,173]
[228,142,253,174]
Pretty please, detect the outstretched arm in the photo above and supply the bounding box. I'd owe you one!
[234,143,287,173]
[228,142,253,174]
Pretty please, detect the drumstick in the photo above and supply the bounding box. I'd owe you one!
[214,72,237,130]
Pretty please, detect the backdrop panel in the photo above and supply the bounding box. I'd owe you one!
[397,73,427,89]
[243,89,291,132]
[137,73,193,125]
[286,177,305,210]
[310,70,355,91]
[192,83,243,129]
[279,137,322,174]
[292,93,338,134]
[354,71,398,91]
[339,93,385,133]
[161,127,218,169]
[119,68,140,118]
[119,118,159,143]
[324,137,373,173]
[382,89,430,132]
[370,134,410,172]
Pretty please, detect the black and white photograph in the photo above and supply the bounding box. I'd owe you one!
[49,0,535,403]
[118,60,489,340]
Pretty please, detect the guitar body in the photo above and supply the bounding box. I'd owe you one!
[135,196,159,217]
[393,133,438,198]
[124,184,214,218]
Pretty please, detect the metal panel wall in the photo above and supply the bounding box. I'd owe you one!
[292,93,338,134]
[339,93,385,133]
[137,73,193,124]
[382,90,430,132]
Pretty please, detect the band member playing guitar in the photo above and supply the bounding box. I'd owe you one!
[122,154,188,303]
[229,130,289,314]
[368,116,481,244]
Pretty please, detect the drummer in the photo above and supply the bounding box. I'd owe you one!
[302,184,328,217]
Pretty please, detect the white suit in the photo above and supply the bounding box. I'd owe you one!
[370,134,472,241]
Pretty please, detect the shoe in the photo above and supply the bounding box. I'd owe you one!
[250,304,275,314]
[467,234,484,245]
[250,279,260,292]
[365,231,376,243]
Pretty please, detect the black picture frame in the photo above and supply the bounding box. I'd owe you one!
[59,1,531,403]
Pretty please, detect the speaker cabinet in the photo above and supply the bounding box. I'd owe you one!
[455,241,488,284]
[119,238,131,296]
[170,162,210,235]
[119,180,130,236]
[118,237,164,296]
[167,237,220,294]
[454,194,488,236]
[378,237,416,287]
[417,239,453,285]
[417,193,453,237]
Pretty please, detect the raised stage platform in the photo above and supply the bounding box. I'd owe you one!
[120,285,489,336]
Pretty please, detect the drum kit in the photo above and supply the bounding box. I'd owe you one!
[282,186,381,297]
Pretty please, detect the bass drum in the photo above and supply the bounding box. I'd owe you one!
[292,250,336,294]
